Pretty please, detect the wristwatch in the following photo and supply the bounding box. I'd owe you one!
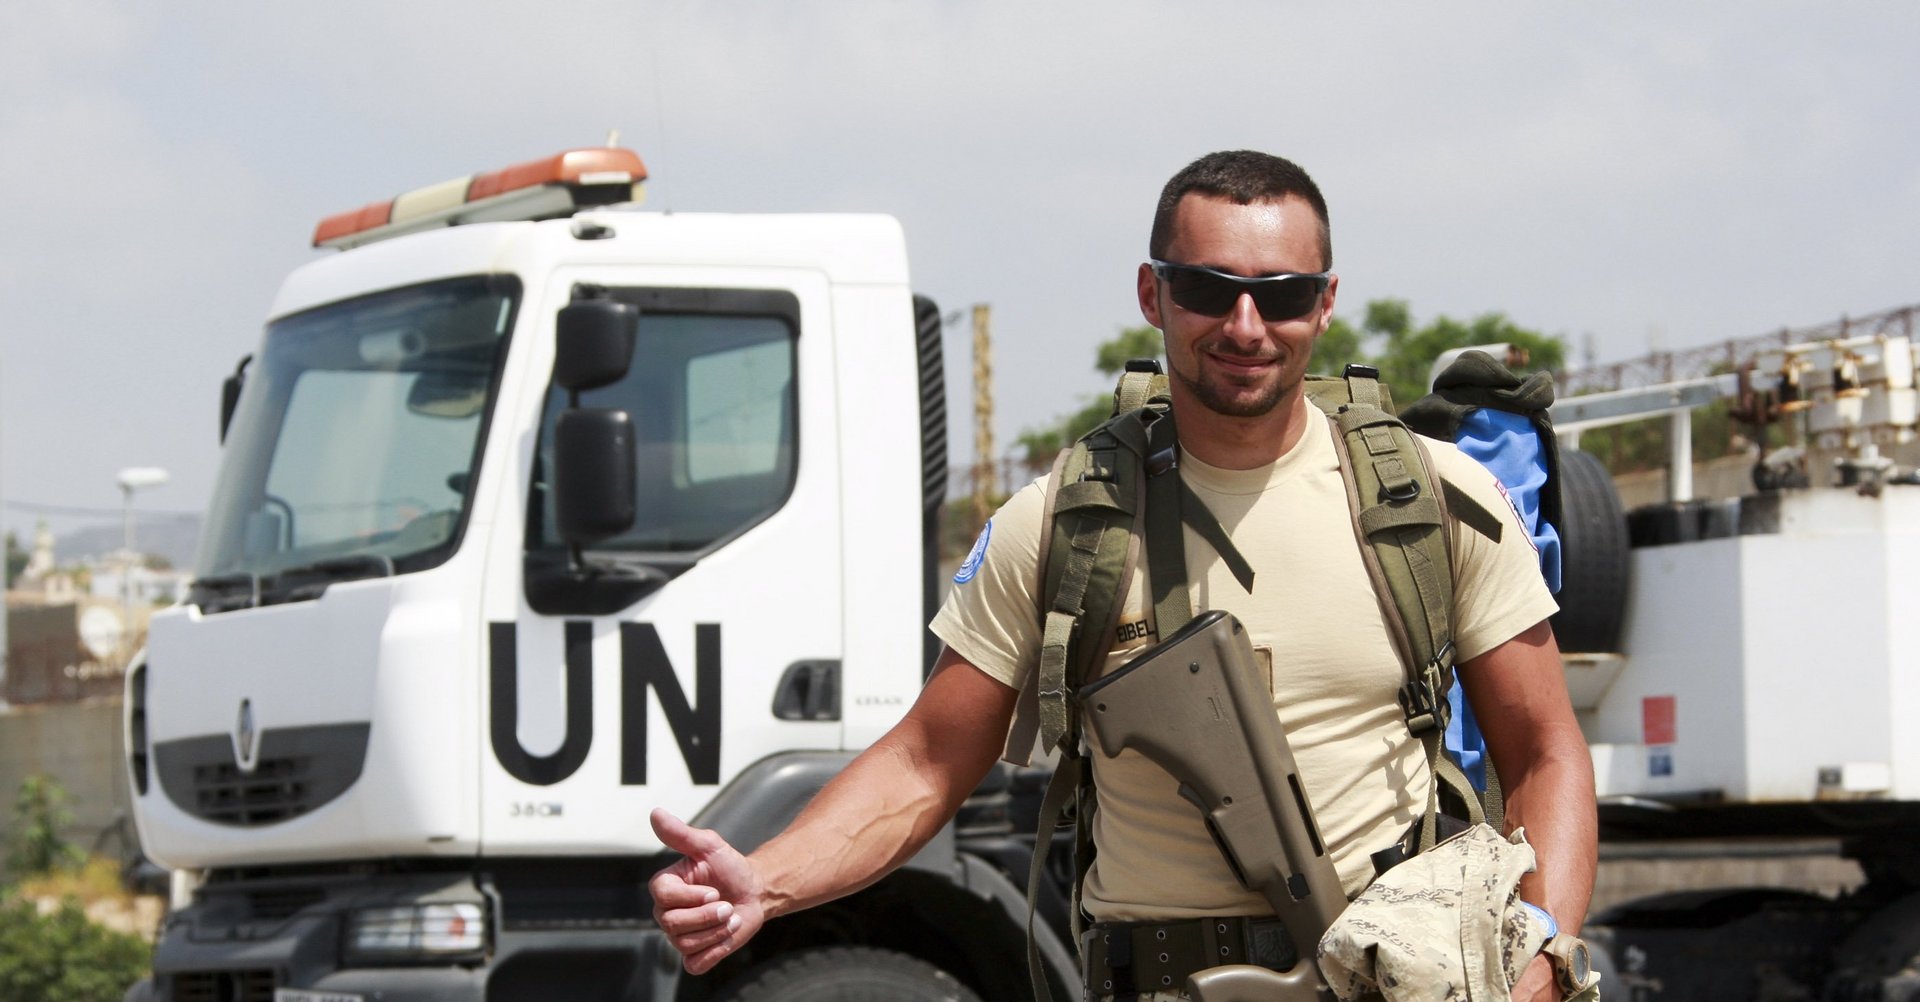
[1541,933,1594,995]
[1517,901,1593,995]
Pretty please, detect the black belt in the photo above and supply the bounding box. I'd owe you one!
[1081,915,1298,1000]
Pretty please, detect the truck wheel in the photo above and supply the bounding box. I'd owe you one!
[1824,891,1920,1000]
[1550,448,1630,653]
[716,946,983,1002]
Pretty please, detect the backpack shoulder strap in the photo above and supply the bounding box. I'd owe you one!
[1314,365,1483,849]
[1034,419,1144,754]
[1033,358,1256,752]
[1024,361,1175,1002]
[1113,359,1169,415]
[1001,448,1079,766]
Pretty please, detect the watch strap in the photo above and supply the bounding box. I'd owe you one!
[1541,934,1596,996]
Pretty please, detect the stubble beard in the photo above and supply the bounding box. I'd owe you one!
[1172,352,1291,419]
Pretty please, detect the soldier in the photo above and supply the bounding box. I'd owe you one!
[651,150,1597,1002]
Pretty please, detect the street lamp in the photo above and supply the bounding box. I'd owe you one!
[116,467,168,657]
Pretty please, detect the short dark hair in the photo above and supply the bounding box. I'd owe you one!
[1148,150,1331,268]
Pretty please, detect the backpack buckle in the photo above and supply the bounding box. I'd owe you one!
[1142,412,1179,477]
[1399,681,1440,734]
[1379,477,1420,503]
[1398,660,1450,735]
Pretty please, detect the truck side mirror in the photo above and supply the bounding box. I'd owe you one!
[554,297,637,392]
[553,408,637,545]
[219,354,252,443]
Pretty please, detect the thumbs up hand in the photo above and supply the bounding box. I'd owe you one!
[648,808,768,974]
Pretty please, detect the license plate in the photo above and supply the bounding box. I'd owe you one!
[275,991,365,1002]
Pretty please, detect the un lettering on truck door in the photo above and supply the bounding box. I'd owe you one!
[488,621,722,787]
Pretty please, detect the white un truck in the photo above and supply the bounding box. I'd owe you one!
[124,148,1079,1002]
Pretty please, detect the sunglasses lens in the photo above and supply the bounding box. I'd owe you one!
[1250,277,1323,321]
[1163,268,1240,317]
[1160,264,1323,321]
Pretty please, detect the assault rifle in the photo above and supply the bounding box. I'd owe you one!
[1078,610,1344,1002]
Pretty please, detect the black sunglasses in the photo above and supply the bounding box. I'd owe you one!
[1149,259,1330,322]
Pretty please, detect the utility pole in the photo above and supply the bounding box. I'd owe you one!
[116,467,169,667]
[971,303,996,527]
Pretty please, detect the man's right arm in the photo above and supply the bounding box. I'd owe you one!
[649,646,1019,974]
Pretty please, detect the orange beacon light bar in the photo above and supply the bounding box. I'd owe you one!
[312,148,649,250]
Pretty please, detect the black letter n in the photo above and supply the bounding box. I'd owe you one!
[621,623,721,785]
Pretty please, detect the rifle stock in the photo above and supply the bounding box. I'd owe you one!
[1078,610,1345,999]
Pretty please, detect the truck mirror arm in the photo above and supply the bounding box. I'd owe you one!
[219,354,252,444]
[523,550,672,616]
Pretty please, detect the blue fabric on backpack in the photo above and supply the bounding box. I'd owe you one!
[1457,410,1561,591]
[1446,408,1561,790]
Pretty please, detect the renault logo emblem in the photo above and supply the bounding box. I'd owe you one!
[233,699,260,774]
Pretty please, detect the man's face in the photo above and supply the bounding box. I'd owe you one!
[1137,193,1337,419]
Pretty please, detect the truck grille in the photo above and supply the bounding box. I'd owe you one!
[249,885,326,920]
[153,723,370,828]
[171,969,276,1002]
[193,755,313,824]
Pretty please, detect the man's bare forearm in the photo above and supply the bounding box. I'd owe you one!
[748,655,1017,921]
[1464,621,1599,935]
[649,654,1018,974]
[751,730,967,917]
[1503,742,1597,934]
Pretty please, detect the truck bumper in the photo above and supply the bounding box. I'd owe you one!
[129,868,685,1002]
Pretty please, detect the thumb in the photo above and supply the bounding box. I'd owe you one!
[651,807,727,858]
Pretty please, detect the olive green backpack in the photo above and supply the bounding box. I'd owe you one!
[1018,360,1508,1002]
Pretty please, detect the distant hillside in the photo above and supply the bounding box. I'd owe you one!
[54,516,203,571]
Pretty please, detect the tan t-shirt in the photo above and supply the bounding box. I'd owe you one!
[931,408,1558,919]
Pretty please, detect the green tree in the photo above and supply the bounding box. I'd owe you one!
[4,532,24,588]
[1017,325,1165,462]
[1308,315,1365,376]
[0,897,149,1002]
[1092,324,1165,376]
[1354,298,1564,409]
[8,776,85,878]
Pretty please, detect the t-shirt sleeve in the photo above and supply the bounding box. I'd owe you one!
[929,477,1049,689]
[1429,439,1561,663]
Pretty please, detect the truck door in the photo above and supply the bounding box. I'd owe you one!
[481,276,843,854]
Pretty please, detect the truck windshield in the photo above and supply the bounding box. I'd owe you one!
[196,276,518,585]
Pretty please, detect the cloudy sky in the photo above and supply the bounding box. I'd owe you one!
[4,2,1915,553]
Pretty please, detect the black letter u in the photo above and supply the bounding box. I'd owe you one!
[489,621,594,785]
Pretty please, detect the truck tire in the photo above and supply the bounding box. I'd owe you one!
[1550,448,1630,653]
[1824,891,1920,1000]
[716,946,983,1002]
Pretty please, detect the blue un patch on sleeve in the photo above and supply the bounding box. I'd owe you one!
[953,520,992,584]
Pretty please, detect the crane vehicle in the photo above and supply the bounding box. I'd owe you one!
[1548,329,1920,1000]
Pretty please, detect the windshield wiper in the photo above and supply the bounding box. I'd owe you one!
[262,555,397,605]
[191,556,400,613]
[190,572,261,612]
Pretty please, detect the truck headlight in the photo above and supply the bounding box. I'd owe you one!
[347,903,486,962]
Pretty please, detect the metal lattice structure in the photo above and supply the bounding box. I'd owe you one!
[1556,304,1920,396]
